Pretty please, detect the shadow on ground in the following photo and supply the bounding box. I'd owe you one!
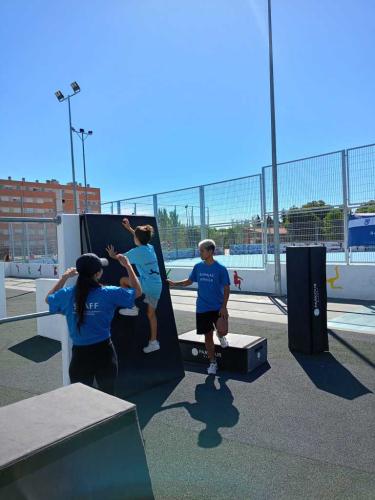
[292,350,372,400]
[9,336,61,363]
[131,363,269,448]
[158,375,239,448]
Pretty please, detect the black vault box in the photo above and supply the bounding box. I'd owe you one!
[179,331,267,373]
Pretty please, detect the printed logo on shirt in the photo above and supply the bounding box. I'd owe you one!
[73,302,102,315]
[198,272,215,283]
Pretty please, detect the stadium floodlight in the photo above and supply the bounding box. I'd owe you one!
[70,81,80,93]
[55,90,65,102]
[55,82,82,213]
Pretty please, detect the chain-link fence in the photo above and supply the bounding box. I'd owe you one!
[102,143,375,268]
[103,175,264,267]
[1,144,372,268]
[0,221,58,263]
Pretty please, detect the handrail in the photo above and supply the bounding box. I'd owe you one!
[0,216,61,224]
[0,311,55,325]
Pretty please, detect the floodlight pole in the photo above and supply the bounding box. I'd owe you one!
[81,131,88,213]
[72,128,93,213]
[67,96,78,214]
[267,0,282,296]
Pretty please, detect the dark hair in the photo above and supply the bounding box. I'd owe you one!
[134,225,154,245]
[75,274,101,329]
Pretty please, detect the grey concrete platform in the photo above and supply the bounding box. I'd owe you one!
[0,384,153,499]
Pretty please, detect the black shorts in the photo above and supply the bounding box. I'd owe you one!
[69,338,118,396]
[196,310,220,335]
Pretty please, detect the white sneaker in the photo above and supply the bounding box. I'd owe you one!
[217,334,229,348]
[119,306,139,316]
[143,340,160,354]
[207,362,218,375]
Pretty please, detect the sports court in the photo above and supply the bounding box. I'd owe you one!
[1,279,374,499]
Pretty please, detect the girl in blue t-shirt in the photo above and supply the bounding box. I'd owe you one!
[106,218,162,354]
[46,253,142,395]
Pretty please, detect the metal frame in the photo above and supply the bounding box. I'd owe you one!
[0,216,61,262]
[346,142,375,207]
[341,150,350,264]
[100,173,262,207]
[0,216,61,224]
[0,311,53,325]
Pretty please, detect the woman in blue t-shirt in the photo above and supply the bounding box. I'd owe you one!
[46,253,142,395]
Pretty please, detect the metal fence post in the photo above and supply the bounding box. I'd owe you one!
[44,223,48,257]
[153,195,158,219]
[25,223,30,260]
[261,168,268,266]
[9,223,15,260]
[342,150,350,264]
[199,186,207,240]
[116,201,121,215]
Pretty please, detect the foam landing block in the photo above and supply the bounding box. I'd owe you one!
[179,331,267,373]
[0,384,154,500]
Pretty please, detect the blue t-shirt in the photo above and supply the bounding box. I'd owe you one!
[47,285,135,346]
[189,261,231,313]
[125,244,162,296]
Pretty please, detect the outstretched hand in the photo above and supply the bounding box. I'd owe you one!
[219,306,229,320]
[122,218,132,231]
[106,244,117,259]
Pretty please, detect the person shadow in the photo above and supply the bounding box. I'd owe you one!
[159,376,240,448]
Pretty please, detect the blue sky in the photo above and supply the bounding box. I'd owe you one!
[0,0,374,204]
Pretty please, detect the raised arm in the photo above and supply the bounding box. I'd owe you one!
[106,244,123,260]
[116,254,142,298]
[167,278,193,287]
[45,268,78,304]
[122,218,135,235]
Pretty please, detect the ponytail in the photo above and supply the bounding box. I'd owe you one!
[75,274,101,329]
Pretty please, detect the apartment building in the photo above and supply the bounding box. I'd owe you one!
[0,177,101,260]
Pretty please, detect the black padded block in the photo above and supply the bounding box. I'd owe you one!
[80,214,184,398]
[179,331,267,373]
[286,246,328,354]
[0,384,154,500]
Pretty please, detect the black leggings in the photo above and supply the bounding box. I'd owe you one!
[69,339,118,395]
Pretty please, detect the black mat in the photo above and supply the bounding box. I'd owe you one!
[80,214,185,397]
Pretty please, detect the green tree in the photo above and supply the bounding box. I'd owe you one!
[322,208,343,241]
[285,201,332,242]
[355,200,375,214]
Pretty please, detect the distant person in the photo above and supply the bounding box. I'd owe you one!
[4,253,10,262]
[107,218,162,354]
[46,253,142,395]
[168,239,230,375]
[233,270,244,291]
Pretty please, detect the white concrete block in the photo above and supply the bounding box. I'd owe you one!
[57,214,81,277]
[36,279,72,385]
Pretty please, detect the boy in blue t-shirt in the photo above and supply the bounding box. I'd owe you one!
[167,239,230,375]
[107,218,162,354]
